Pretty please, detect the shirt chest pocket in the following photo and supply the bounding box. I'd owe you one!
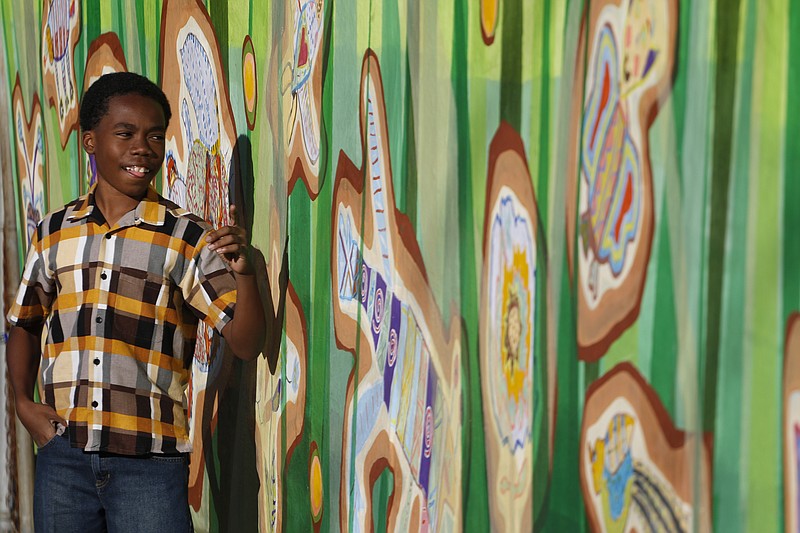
[110,270,170,349]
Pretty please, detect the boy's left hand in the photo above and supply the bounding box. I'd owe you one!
[205,205,254,275]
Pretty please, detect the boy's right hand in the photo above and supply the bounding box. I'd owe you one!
[16,400,67,447]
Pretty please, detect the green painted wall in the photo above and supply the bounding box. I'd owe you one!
[1,0,796,531]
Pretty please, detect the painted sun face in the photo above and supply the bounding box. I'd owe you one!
[479,127,541,532]
[499,248,531,404]
[504,298,521,363]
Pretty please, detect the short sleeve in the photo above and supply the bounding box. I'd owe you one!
[7,227,55,328]
[179,235,237,335]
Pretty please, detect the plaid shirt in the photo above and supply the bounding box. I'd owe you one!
[7,185,237,455]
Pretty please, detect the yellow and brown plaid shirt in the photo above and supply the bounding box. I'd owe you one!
[7,184,237,455]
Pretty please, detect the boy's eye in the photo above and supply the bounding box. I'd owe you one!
[116,131,132,138]
[150,134,165,142]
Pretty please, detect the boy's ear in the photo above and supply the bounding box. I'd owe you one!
[82,130,95,154]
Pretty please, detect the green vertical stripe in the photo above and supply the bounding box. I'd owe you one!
[703,0,741,434]
[112,0,125,50]
[209,0,229,75]
[403,56,417,229]
[134,2,147,76]
[453,0,489,524]
[745,0,787,528]
[649,201,677,416]
[86,0,101,59]
[714,0,757,529]
[499,0,522,130]
[784,0,800,326]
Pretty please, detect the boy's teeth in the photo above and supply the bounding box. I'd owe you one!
[127,166,148,173]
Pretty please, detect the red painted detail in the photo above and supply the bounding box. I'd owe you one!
[298,27,309,68]
[614,170,634,243]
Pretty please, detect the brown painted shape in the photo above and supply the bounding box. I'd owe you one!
[83,32,127,84]
[41,0,81,148]
[11,74,48,248]
[580,362,713,532]
[479,121,542,531]
[330,50,461,532]
[159,0,238,180]
[254,281,308,532]
[784,313,800,533]
[266,0,326,199]
[565,0,679,360]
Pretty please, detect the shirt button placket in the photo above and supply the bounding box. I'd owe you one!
[94,229,112,412]
[97,230,113,339]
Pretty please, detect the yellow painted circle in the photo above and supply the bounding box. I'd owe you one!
[243,52,257,112]
[481,0,500,37]
[309,453,323,521]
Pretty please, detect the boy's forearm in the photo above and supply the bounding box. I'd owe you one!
[7,325,43,405]
[224,272,267,360]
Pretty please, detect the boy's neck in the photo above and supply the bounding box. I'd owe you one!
[94,180,147,227]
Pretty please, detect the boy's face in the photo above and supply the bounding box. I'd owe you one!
[82,93,166,200]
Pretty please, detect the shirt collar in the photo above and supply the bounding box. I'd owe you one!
[67,183,166,227]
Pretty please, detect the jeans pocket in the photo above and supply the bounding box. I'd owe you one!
[37,432,60,451]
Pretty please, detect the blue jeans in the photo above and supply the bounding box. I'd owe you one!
[34,430,192,532]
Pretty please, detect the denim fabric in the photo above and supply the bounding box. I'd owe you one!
[34,430,192,532]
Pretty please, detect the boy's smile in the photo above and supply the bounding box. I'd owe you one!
[82,93,167,218]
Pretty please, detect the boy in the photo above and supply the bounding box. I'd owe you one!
[6,72,268,531]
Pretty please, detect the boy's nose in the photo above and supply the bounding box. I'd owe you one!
[131,138,155,156]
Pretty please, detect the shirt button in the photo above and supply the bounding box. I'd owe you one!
[96,316,103,324]
[94,358,100,365]
[91,401,98,408]
[100,272,107,280]
[105,234,112,240]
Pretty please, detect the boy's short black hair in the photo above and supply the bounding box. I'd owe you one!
[79,72,172,131]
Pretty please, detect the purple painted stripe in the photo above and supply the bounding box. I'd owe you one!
[371,273,387,349]
[384,295,402,407]
[418,362,437,493]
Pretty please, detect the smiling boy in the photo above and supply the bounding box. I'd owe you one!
[6,72,268,531]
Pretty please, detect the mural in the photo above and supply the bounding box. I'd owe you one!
[242,35,258,131]
[580,363,712,532]
[1,0,795,532]
[331,51,462,532]
[479,123,539,532]
[566,0,679,360]
[11,76,47,249]
[267,0,327,198]
[40,0,81,148]
[254,284,307,532]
